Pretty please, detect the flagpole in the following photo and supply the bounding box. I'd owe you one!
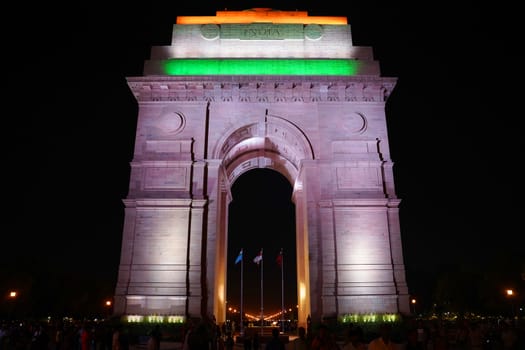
[280,248,284,334]
[235,249,244,336]
[240,248,244,336]
[260,248,264,336]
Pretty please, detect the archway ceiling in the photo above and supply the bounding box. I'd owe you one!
[223,136,299,185]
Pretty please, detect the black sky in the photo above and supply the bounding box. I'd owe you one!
[3,1,524,317]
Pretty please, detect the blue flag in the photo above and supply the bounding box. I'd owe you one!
[235,249,243,264]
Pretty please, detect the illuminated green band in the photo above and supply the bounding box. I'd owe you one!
[160,59,361,76]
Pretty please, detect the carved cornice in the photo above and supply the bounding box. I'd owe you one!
[127,75,397,103]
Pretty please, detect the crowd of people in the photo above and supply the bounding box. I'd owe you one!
[0,320,131,350]
[0,317,523,350]
[177,316,524,350]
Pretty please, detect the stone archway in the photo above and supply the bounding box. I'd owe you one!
[226,168,297,324]
[212,113,314,327]
[113,8,411,327]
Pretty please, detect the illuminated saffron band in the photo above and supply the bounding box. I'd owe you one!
[177,9,347,25]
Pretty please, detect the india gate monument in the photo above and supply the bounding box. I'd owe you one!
[114,8,411,327]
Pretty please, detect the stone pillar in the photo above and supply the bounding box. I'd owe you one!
[114,199,193,316]
[333,199,400,314]
[113,203,138,315]
[188,199,207,318]
[300,160,323,323]
[293,185,311,330]
[319,201,337,318]
[213,181,231,323]
[387,199,410,314]
[203,160,224,320]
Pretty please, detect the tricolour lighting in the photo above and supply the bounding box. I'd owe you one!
[161,59,360,76]
[177,9,347,25]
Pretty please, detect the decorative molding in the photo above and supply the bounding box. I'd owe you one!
[127,76,397,103]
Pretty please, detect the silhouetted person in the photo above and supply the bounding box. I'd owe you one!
[265,328,285,350]
[500,321,518,349]
[291,327,310,350]
[224,331,235,350]
[252,331,260,350]
[404,328,425,350]
[148,325,161,350]
[243,332,252,350]
[31,324,50,350]
[341,327,365,350]
[368,323,395,350]
[112,325,122,350]
[182,321,194,350]
[306,316,312,340]
[210,319,220,350]
[189,323,211,350]
[119,327,130,350]
[454,320,469,350]
[311,324,338,350]
[80,323,91,350]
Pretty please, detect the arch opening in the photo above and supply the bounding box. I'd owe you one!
[212,116,313,327]
[226,168,298,329]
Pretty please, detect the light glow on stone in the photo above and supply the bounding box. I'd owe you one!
[294,179,303,192]
[218,283,225,305]
[161,59,360,76]
[166,315,185,323]
[124,315,185,323]
[340,313,399,323]
[299,282,306,302]
[126,315,144,323]
[147,315,165,323]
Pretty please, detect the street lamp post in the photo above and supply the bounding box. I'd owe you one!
[8,290,18,321]
[105,300,113,319]
[506,289,516,321]
[228,307,233,331]
[411,298,417,316]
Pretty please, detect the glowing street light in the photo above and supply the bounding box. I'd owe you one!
[411,298,417,315]
[104,299,113,319]
[506,289,516,320]
[7,291,18,320]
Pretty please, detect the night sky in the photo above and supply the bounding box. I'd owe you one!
[3,1,524,318]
